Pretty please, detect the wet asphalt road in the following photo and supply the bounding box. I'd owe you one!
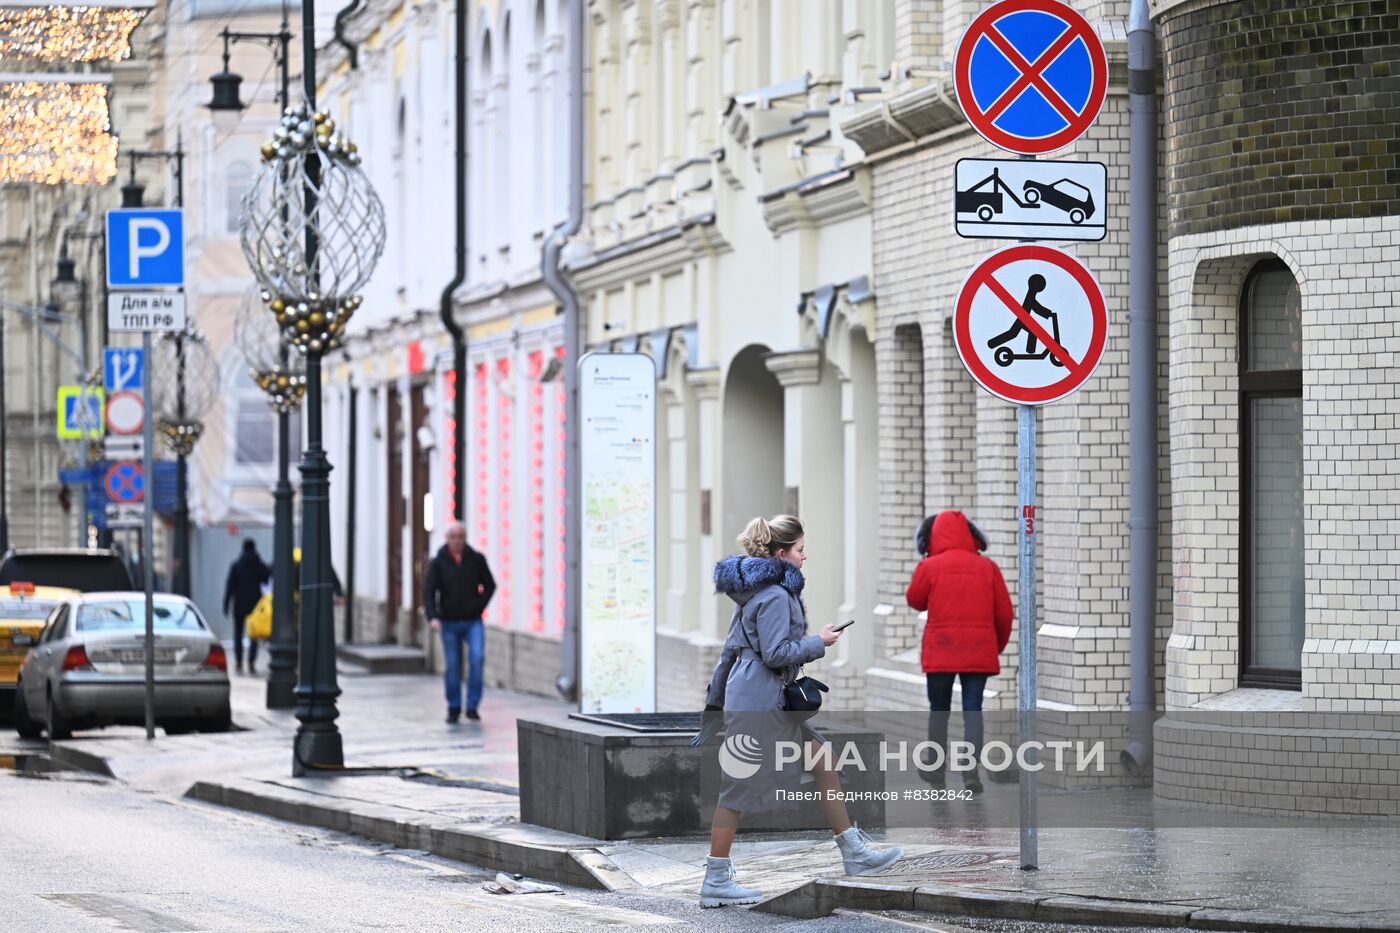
[1,763,916,933]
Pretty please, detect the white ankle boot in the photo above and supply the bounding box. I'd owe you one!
[834,825,903,876]
[699,855,763,908]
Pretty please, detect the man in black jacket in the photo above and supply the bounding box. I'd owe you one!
[422,521,496,723]
[223,539,271,674]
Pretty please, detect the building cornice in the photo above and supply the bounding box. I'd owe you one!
[764,349,823,387]
[760,165,872,234]
[570,213,728,291]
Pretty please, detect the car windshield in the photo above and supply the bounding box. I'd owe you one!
[1055,180,1089,199]
[75,599,206,632]
[0,599,59,620]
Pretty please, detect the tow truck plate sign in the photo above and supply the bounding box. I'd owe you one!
[954,158,1106,242]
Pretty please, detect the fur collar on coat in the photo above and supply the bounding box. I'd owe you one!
[712,555,805,598]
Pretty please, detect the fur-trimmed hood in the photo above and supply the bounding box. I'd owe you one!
[713,555,805,605]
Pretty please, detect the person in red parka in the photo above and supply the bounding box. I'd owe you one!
[905,511,1012,792]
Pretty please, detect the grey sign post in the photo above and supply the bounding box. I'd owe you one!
[953,0,1111,869]
[107,207,186,741]
[141,331,155,739]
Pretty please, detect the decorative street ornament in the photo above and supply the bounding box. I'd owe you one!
[238,102,384,354]
[0,79,116,185]
[234,284,306,413]
[151,326,220,457]
[0,3,152,63]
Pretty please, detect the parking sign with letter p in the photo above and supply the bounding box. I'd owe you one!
[106,209,185,288]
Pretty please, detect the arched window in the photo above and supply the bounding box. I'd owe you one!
[1239,260,1303,687]
[225,160,252,234]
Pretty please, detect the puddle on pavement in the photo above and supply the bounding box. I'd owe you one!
[0,753,100,781]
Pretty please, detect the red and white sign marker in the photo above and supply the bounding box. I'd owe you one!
[954,0,1108,155]
[105,390,145,436]
[953,244,1107,406]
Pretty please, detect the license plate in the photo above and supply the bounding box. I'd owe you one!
[117,649,177,663]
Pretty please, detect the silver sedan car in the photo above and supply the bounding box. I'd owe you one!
[14,592,231,739]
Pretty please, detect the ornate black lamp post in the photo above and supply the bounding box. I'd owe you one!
[205,7,293,120]
[239,86,384,771]
[234,287,306,709]
[208,4,300,710]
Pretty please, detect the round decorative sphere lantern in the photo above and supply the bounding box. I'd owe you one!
[152,327,220,457]
[235,285,307,413]
[238,103,384,352]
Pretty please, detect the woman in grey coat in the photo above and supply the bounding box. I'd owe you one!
[698,515,902,908]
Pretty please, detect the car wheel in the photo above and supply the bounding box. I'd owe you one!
[1070,208,1086,224]
[13,687,42,739]
[201,710,232,734]
[977,205,994,222]
[1024,187,1041,204]
[46,688,72,741]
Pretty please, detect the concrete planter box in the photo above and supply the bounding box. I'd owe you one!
[518,714,886,840]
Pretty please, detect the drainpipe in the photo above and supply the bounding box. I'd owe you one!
[1122,0,1158,778]
[542,0,584,701]
[334,0,363,70]
[440,0,468,521]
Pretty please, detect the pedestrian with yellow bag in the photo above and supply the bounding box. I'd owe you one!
[223,539,271,675]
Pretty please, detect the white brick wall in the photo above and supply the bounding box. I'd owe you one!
[1167,217,1400,713]
[869,93,1173,713]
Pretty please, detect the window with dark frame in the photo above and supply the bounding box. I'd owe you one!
[1239,260,1304,689]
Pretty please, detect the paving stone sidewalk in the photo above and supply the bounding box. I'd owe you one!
[29,671,1400,931]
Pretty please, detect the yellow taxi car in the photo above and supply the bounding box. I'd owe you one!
[0,582,77,698]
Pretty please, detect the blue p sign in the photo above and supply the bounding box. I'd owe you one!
[107,209,185,288]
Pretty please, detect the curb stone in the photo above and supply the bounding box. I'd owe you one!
[758,879,1400,933]
[187,778,614,892]
[47,743,117,777]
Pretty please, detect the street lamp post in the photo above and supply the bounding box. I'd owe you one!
[239,0,385,770]
[209,7,299,707]
[234,287,306,709]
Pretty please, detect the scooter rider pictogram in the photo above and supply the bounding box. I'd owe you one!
[985,274,1066,368]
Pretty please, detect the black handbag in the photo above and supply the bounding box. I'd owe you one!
[783,674,829,713]
[737,620,829,715]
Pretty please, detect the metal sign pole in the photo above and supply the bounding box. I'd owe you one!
[141,331,155,740]
[1017,403,1037,869]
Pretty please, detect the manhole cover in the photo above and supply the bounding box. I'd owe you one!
[569,712,701,733]
[892,852,1001,872]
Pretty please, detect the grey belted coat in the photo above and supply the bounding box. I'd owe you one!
[704,556,826,711]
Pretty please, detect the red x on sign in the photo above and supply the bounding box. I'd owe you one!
[104,460,144,504]
[953,245,1107,406]
[954,0,1108,155]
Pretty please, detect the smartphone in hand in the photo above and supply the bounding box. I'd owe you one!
[833,619,857,632]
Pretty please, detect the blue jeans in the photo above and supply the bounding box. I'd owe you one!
[441,619,485,712]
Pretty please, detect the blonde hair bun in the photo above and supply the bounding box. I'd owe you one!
[738,514,803,558]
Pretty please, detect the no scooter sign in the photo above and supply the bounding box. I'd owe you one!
[953,244,1107,406]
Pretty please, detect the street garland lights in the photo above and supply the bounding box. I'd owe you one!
[239,102,384,771]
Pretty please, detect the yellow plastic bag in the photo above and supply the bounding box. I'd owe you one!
[245,592,273,641]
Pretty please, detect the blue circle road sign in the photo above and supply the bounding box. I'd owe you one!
[105,461,144,504]
[954,0,1107,155]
